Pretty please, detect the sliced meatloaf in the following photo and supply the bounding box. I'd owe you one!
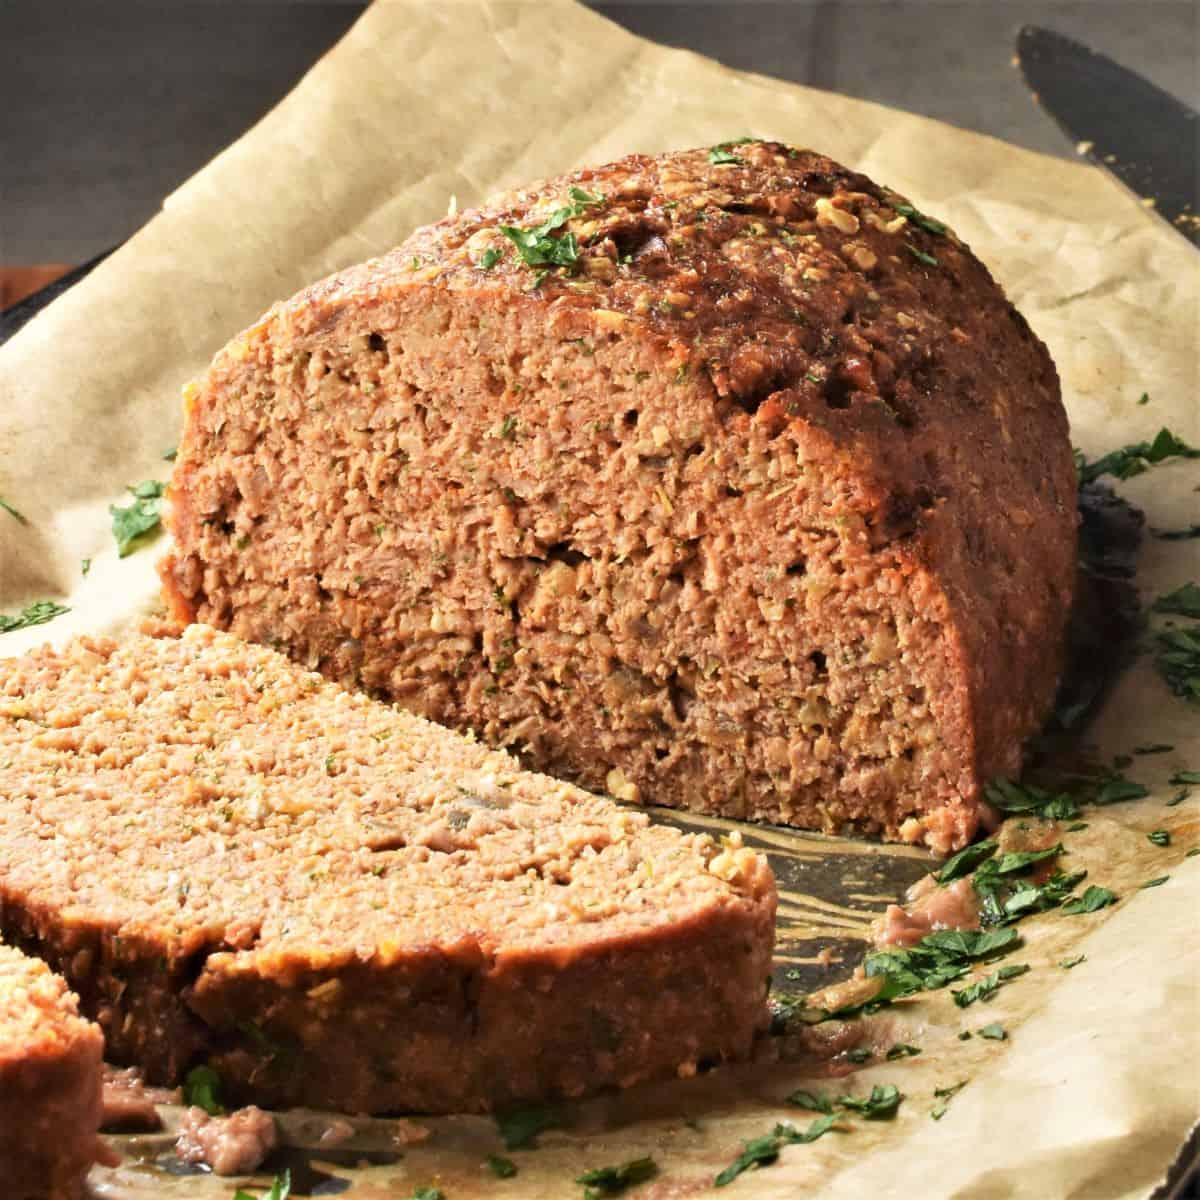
[161,141,1077,854]
[0,941,104,1200]
[0,625,775,1114]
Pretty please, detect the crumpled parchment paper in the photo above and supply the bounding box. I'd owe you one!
[0,3,1196,1198]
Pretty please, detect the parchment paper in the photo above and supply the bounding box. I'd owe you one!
[0,3,1197,1197]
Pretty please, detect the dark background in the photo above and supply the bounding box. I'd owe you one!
[1,0,1196,266]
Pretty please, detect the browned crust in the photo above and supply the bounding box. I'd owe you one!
[1,880,774,1115]
[0,946,104,1200]
[163,142,1077,850]
[194,902,775,1113]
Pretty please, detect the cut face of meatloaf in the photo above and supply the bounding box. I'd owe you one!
[0,941,104,1200]
[0,625,775,1115]
[161,141,1077,854]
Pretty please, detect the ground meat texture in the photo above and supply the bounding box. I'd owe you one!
[176,1106,278,1176]
[872,874,981,948]
[0,626,775,1114]
[0,942,104,1200]
[100,1065,176,1131]
[161,142,1076,854]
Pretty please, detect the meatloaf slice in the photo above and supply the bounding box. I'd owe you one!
[161,141,1077,854]
[0,941,104,1200]
[0,625,775,1115]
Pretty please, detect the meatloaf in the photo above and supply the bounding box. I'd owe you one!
[0,940,104,1200]
[161,140,1077,854]
[0,624,775,1114]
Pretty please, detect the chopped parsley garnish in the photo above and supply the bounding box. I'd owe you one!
[182,1064,224,1115]
[994,868,1089,921]
[893,203,948,235]
[576,1156,658,1196]
[714,1130,786,1187]
[934,833,1095,926]
[407,1189,444,1200]
[936,838,997,883]
[495,1104,561,1149]
[1171,771,1200,785]
[931,1081,967,1120]
[786,1089,833,1114]
[1168,789,1190,806]
[978,1022,1007,1040]
[81,558,91,577]
[110,479,166,556]
[984,777,1079,820]
[951,963,1029,1007]
[1155,624,1200,705]
[1154,582,1200,620]
[501,218,579,269]
[1093,775,1151,805]
[163,446,178,462]
[499,414,518,440]
[0,600,70,634]
[986,845,1064,874]
[1059,954,1087,969]
[845,1047,872,1063]
[989,767,1150,822]
[1153,524,1200,540]
[568,186,605,208]
[904,243,938,267]
[1075,427,1200,484]
[1140,875,1170,889]
[498,188,604,273]
[480,248,503,270]
[1148,830,1171,847]
[708,138,756,165]
[0,496,27,523]
[786,1085,902,1120]
[1188,848,1200,858]
[862,927,1019,1001]
[1060,885,1118,914]
[233,1170,291,1200]
[1094,777,1147,806]
[714,1116,837,1187]
[487,1154,518,1178]
[886,1043,922,1060]
[1134,743,1174,755]
[969,846,1069,925]
[1137,392,1150,405]
[834,1084,903,1120]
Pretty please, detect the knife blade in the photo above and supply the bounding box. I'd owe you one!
[1016,25,1200,248]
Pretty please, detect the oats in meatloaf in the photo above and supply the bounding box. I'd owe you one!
[0,625,775,1115]
[175,1105,277,1176]
[0,940,104,1200]
[161,141,1077,854]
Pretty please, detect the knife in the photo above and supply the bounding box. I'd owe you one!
[1016,25,1200,249]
